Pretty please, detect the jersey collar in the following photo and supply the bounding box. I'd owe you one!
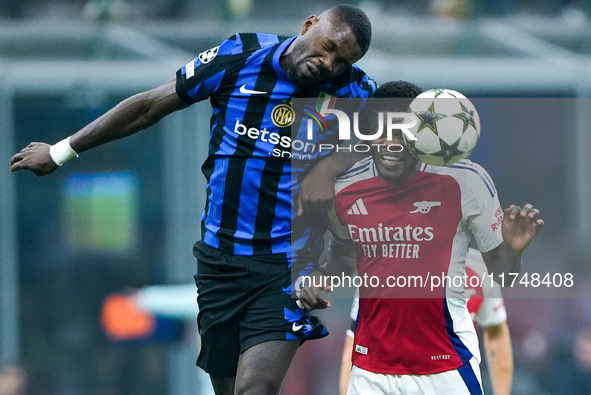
[274,36,297,83]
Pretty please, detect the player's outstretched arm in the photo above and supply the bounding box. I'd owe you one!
[483,203,544,282]
[483,322,513,395]
[10,78,189,176]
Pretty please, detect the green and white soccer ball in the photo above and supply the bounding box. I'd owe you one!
[404,89,480,166]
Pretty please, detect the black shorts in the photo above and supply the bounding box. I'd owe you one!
[193,241,328,377]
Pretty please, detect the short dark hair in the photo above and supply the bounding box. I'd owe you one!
[372,81,423,99]
[328,4,372,55]
[369,81,423,114]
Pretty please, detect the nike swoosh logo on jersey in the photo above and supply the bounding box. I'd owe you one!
[292,322,304,332]
[239,84,267,95]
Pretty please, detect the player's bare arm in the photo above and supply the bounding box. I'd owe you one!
[296,151,367,216]
[482,203,545,282]
[298,233,356,311]
[323,233,357,277]
[483,322,513,395]
[339,333,355,395]
[10,78,188,176]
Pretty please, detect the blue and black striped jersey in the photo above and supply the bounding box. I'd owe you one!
[176,33,376,256]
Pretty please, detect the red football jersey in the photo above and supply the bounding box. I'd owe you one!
[331,158,503,375]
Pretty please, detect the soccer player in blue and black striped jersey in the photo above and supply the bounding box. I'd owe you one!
[11,4,377,394]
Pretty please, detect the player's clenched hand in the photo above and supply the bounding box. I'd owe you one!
[297,271,333,311]
[502,203,544,252]
[9,142,58,176]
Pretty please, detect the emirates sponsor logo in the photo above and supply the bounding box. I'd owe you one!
[347,223,434,243]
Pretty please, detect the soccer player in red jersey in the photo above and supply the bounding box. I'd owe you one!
[299,81,542,394]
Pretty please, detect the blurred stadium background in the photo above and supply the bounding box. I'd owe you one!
[1,0,591,394]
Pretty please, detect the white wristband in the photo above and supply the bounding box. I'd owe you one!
[49,136,79,166]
